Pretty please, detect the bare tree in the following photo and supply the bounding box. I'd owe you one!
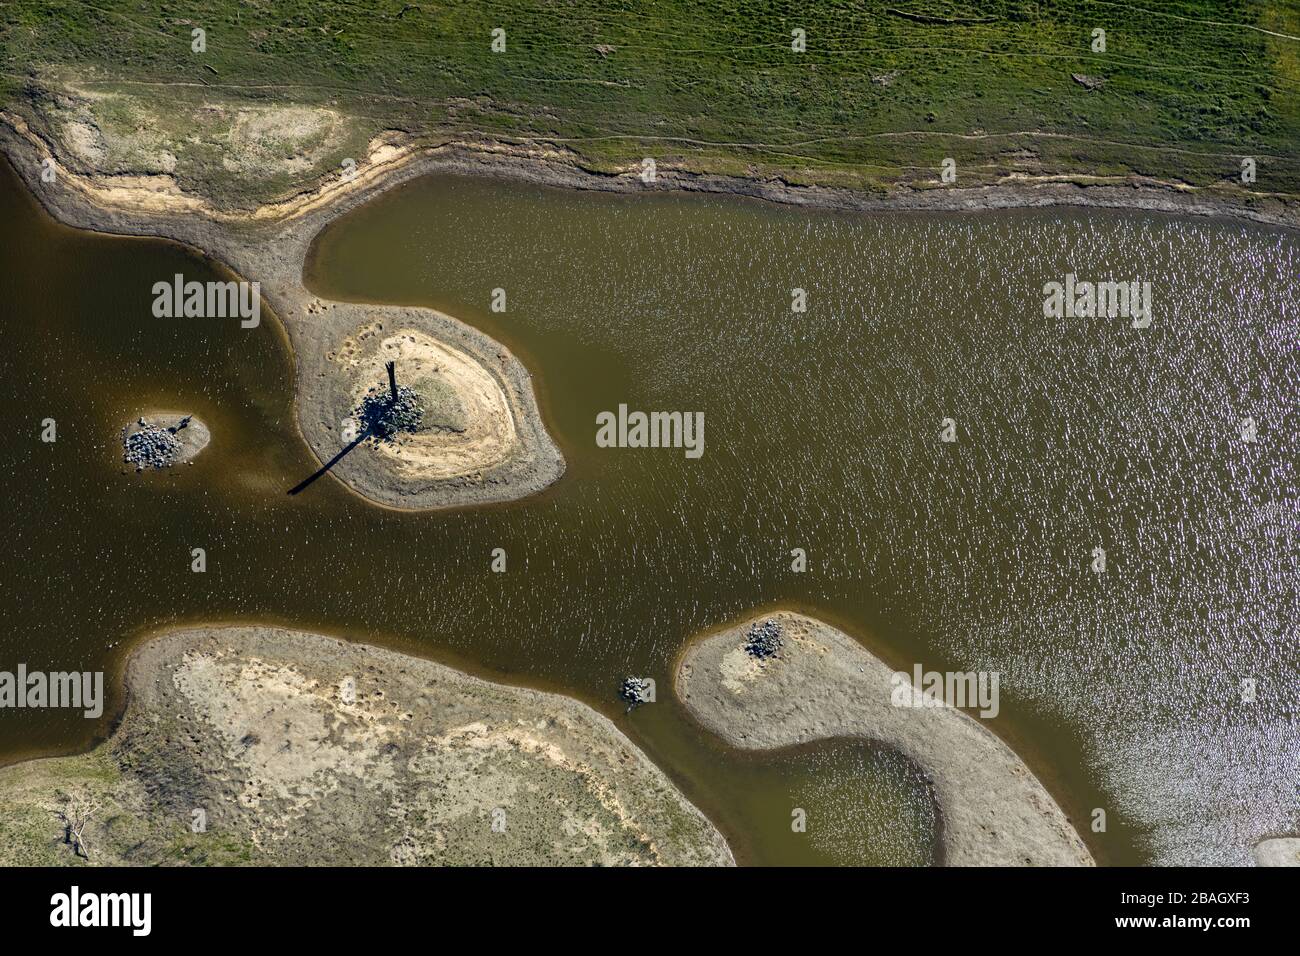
[55,792,101,861]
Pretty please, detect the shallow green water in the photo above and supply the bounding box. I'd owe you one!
[2,160,1296,865]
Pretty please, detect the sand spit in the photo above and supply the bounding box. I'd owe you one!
[1253,837,1300,866]
[0,626,734,867]
[0,115,563,510]
[677,612,1094,866]
[121,411,209,470]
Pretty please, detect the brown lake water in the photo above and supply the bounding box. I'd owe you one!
[2,159,1296,865]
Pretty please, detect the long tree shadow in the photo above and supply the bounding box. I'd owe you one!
[288,361,401,497]
[287,423,374,496]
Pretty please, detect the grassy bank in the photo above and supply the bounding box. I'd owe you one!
[1,2,1298,207]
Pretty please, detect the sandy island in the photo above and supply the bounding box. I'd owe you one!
[676,611,1095,866]
[121,411,210,470]
[0,626,734,866]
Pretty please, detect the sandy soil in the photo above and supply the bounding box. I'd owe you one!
[335,325,517,481]
[3,108,414,222]
[676,611,1095,866]
[1253,837,1300,866]
[0,626,734,866]
[5,106,1299,231]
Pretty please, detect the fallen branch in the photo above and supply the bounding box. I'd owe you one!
[56,794,101,861]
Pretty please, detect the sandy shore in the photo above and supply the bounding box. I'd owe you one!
[122,411,210,469]
[676,611,1094,866]
[0,625,735,866]
[0,115,564,510]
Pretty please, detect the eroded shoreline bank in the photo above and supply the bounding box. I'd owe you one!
[6,110,1299,232]
[0,625,735,866]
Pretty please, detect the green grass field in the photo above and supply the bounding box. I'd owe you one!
[2,1,1297,204]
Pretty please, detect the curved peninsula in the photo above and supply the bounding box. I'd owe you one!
[677,611,1094,867]
[0,626,734,866]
